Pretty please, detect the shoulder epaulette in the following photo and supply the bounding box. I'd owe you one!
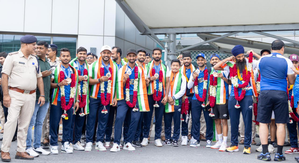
[8,51,18,56]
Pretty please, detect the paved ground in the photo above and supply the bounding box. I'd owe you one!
[3,140,298,163]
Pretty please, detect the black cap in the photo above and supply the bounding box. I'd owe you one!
[127,49,136,55]
[146,53,150,57]
[48,44,58,49]
[20,35,37,44]
[260,49,271,55]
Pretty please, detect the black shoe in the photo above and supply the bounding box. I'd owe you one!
[257,153,271,161]
[173,140,178,147]
[42,142,49,149]
[272,142,278,148]
[165,139,172,145]
[132,141,142,148]
[274,153,286,161]
[295,157,299,163]
[284,142,291,147]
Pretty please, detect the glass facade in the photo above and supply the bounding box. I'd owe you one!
[0,34,77,58]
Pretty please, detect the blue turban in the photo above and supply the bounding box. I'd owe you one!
[231,45,244,56]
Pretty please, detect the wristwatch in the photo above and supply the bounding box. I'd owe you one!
[57,83,60,87]
[172,96,176,100]
[98,78,101,83]
[40,95,45,97]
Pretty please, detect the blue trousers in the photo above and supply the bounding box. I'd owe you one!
[134,112,144,142]
[228,95,253,147]
[181,95,192,136]
[50,101,74,146]
[72,109,85,143]
[287,111,299,148]
[191,100,213,141]
[142,95,165,140]
[105,106,116,142]
[164,104,181,141]
[114,97,141,144]
[86,98,110,143]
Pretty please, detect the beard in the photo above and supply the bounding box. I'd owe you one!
[153,57,161,62]
[103,56,110,62]
[112,56,118,62]
[236,58,246,72]
[138,58,145,63]
[184,62,191,67]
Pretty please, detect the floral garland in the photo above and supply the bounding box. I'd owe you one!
[60,70,76,120]
[100,67,112,114]
[209,73,217,117]
[181,98,189,121]
[77,69,88,117]
[229,53,252,108]
[194,69,208,107]
[125,66,139,112]
[152,68,163,107]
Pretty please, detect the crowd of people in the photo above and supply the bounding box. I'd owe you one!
[0,35,298,162]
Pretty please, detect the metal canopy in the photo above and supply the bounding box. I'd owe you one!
[197,33,299,54]
[117,0,299,35]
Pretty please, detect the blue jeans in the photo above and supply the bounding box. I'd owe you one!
[86,98,110,143]
[26,101,50,149]
[105,106,116,142]
[191,100,213,141]
[114,97,141,144]
[142,95,165,140]
[228,95,253,147]
[49,101,74,146]
[164,104,181,141]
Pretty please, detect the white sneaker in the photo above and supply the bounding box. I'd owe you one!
[206,140,212,148]
[141,138,149,147]
[50,146,59,155]
[268,144,275,154]
[219,142,227,152]
[105,142,110,148]
[34,147,50,155]
[155,139,163,147]
[85,142,92,152]
[181,136,188,146]
[123,142,135,151]
[211,140,222,149]
[256,145,262,152]
[26,148,39,157]
[62,142,73,154]
[73,141,85,151]
[95,141,106,151]
[110,143,120,152]
[190,137,200,147]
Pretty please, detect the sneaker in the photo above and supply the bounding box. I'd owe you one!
[34,147,50,155]
[73,142,85,151]
[257,153,271,161]
[274,153,286,161]
[256,145,262,153]
[132,141,142,148]
[141,138,149,147]
[95,141,106,151]
[110,143,120,152]
[50,146,59,155]
[181,136,188,146]
[226,145,239,152]
[285,147,299,154]
[85,142,92,152]
[105,142,110,148]
[206,140,212,148]
[211,141,222,149]
[190,137,200,147]
[243,147,251,154]
[173,140,178,147]
[219,142,227,152]
[62,142,73,154]
[123,142,135,151]
[26,148,39,157]
[165,139,172,146]
[155,139,163,147]
[268,144,275,154]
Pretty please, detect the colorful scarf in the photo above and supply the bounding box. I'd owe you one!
[166,72,182,113]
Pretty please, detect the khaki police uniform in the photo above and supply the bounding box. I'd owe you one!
[1,50,42,153]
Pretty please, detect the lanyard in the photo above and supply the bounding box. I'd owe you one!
[102,61,110,73]
[61,65,71,78]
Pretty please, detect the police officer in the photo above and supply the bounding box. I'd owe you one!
[1,35,45,162]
